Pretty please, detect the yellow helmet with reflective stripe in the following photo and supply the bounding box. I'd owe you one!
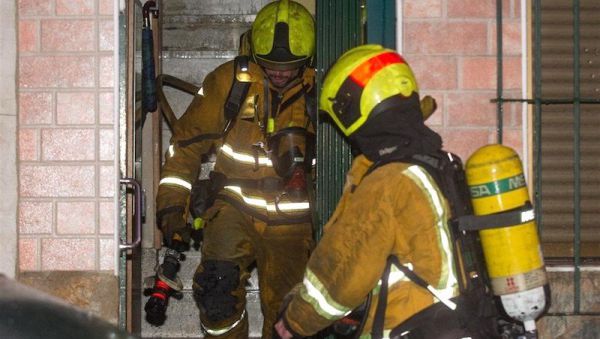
[251,0,315,70]
[319,45,419,136]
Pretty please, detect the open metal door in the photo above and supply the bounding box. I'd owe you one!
[315,0,396,239]
[117,0,160,333]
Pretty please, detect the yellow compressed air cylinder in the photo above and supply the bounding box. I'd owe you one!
[466,144,548,331]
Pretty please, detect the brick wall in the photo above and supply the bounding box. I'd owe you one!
[17,0,116,272]
[403,0,525,160]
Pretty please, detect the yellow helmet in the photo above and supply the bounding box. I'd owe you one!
[251,0,315,70]
[319,45,419,136]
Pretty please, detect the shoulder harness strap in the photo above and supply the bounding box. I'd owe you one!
[373,257,462,339]
[223,55,252,133]
[173,57,252,148]
[304,85,317,127]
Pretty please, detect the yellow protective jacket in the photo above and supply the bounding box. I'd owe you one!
[157,58,315,235]
[282,155,460,336]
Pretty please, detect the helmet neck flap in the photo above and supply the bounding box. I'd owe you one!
[349,93,443,163]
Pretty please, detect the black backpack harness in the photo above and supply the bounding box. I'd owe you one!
[365,150,527,339]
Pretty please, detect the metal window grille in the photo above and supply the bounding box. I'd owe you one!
[496,0,600,314]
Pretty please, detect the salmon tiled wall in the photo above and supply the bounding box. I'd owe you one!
[17,0,115,272]
[404,0,525,160]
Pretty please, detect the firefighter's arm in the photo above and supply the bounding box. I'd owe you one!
[156,68,229,247]
[280,173,400,336]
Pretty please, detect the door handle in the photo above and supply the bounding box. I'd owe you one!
[119,178,142,251]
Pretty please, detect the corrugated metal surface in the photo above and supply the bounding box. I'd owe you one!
[315,1,362,240]
[537,0,600,256]
[366,0,395,48]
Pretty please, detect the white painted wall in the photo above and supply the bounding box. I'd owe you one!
[0,0,18,279]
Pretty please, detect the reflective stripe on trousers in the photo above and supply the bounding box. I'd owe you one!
[201,309,246,336]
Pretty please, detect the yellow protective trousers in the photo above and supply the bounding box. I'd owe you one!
[193,200,313,338]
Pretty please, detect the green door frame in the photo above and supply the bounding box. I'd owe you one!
[315,0,396,238]
[366,0,396,48]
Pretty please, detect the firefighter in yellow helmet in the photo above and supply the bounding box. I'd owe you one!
[154,1,316,338]
[274,45,472,338]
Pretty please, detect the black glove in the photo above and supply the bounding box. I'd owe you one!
[166,236,190,253]
[191,226,203,251]
[158,210,191,250]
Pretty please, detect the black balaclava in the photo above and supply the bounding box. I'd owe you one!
[349,93,443,163]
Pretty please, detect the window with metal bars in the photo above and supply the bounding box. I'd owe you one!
[532,0,600,259]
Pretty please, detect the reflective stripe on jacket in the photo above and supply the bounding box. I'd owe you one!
[283,155,459,336]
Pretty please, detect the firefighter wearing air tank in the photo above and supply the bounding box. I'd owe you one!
[275,45,492,338]
[154,1,316,338]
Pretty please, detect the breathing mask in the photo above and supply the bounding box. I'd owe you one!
[267,127,315,201]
